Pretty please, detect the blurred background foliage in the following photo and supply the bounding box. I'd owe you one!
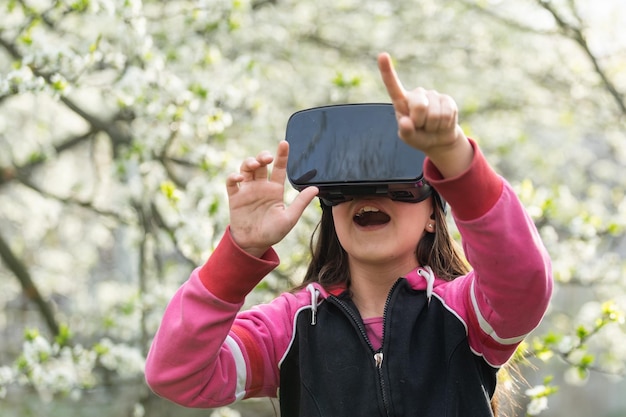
[0,0,625,416]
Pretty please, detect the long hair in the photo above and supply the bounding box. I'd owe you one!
[300,191,469,288]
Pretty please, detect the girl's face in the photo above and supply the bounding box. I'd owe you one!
[331,196,433,272]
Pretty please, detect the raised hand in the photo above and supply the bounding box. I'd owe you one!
[377,52,473,178]
[226,141,319,257]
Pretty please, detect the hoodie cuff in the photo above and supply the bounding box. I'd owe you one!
[198,226,279,303]
[424,138,503,221]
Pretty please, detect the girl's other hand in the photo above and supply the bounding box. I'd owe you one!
[226,141,319,257]
[377,52,473,178]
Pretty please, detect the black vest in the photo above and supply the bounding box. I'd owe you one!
[279,278,497,417]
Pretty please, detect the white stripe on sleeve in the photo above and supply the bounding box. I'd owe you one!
[470,279,527,345]
[224,335,248,401]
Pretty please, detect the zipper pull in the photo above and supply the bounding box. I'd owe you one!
[374,352,384,368]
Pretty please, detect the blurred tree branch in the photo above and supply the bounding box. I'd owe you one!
[149,202,197,269]
[0,34,134,153]
[536,0,626,115]
[15,175,126,221]
[462,0,626,116]
[0,129,98,186]
[459,0,557,35]
[0,28,135,335]
[0,231,60,337]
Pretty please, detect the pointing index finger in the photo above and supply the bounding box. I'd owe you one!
[377,52,408,115]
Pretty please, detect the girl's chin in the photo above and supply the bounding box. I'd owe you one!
[347,243,399,262]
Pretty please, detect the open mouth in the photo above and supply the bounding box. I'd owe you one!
[353,206,391,227]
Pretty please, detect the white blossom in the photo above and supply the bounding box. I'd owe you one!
[527,396,549,416]
[210,407,242,417]
[0,366,14,399]
[557,336,575,354]
[97,338,145,378]
[564,366,590,386]
[133,402,146,417]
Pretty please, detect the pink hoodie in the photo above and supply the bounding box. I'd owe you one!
[145,140,553,408]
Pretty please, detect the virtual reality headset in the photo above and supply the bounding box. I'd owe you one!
[285,103,434,207]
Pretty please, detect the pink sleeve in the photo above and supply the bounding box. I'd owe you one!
[145,229,295,407]
[427,140,553,366]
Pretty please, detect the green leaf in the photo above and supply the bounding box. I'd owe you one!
[55,323,72,347]
[51,75,68,92]
[576,325,589,340]
[92,343,109,355]
[542,331,562,346]
[208,198,220,216]
[71,0,90,12]
[89,34,102,53]
[24,328,40,342]
[579,353,595,368]
[28,152,46,164]
[189,83,209,99]
[332,72,362,88]
[160,181,181,204]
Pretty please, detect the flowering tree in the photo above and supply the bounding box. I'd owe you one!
[0,0,625,416]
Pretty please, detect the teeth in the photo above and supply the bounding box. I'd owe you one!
[357,206,380,215]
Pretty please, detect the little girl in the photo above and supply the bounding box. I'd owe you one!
[145,53,553,416]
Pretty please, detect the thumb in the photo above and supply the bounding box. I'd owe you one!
[285,186,319,222]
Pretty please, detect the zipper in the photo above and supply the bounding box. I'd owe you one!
[377,279,402,416]
[328,295,375,351]
[329,278,403,417]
